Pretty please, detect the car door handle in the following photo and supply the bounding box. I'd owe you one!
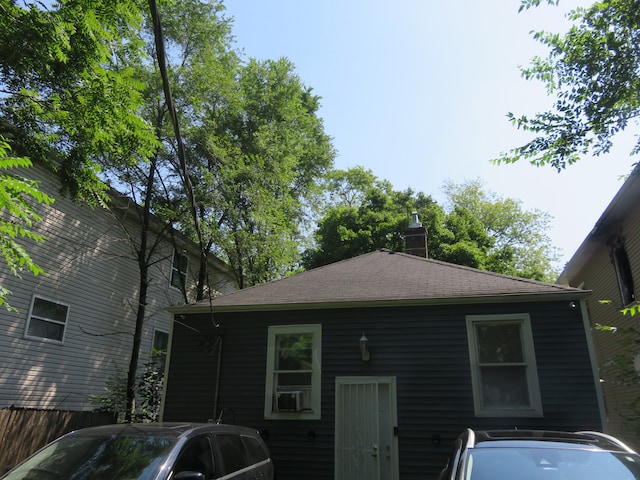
[372,444,378,457]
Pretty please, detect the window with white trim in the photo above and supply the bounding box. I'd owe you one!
[152,329,169,372]
[170,251,189,290]
[466,314,542,417]
[25,296,69,343]
[264,324,322,420]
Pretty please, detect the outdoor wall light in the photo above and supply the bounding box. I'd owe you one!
[360,333,370,362]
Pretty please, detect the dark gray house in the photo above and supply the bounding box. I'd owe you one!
[162,247,605,480]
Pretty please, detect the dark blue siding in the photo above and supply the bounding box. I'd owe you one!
[163,300,601,480]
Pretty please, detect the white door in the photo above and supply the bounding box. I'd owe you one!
[335,377,399,480]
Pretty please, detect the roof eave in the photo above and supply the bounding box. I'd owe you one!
[558,171,640,283]
[168,290,591,315]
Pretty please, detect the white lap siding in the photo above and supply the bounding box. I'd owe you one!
[0,163,235,410]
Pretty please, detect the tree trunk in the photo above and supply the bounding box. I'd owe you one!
[125,264,148,422]
[124,157,156,422]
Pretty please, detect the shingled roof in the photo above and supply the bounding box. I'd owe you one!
[171,249,589,313]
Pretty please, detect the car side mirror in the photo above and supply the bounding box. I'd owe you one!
[174,471,205,480]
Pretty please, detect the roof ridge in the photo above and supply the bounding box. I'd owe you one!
[381,249,581,292]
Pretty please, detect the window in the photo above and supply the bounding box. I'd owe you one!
[466,314,542,417]
[25,296,69,343]
[215,434,247,476]
[174,436,214,479]
[611,240,635,306]
[264,324,322,420]
[152,330,169,371]
[170,250,189,290]
[241,435,269,464]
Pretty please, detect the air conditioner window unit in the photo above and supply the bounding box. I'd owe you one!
[276,390,303,412]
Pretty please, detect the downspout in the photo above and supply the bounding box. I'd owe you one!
[580,298,608,431]
[213,336,223,422]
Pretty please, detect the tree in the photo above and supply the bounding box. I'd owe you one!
[0,0,157,202]
[90,348,165,422]
[0,137,54,310]
[1,0,172,422]
[439,205,494,270]
[495,0,640,170]
[182,57,336,288]
[107,2,333,414]
[441,179,560,280]
[304,169,560,281]
[1,0,334,420]
[103,0,237,420]
[302,167,444,268]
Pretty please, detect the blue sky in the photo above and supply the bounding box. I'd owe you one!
[223,0,637,268]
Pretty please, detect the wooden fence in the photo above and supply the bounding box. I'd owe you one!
[0,407,117,473]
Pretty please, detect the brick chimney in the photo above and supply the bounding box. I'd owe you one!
[404,212,427,258]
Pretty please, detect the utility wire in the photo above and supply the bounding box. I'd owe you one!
[147,0,208,290]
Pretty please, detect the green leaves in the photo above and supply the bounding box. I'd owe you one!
[622,302,640,317]
[0,137,54,310]
[497,0,640,170]
[182,56,335,288]
[0,0,157,204]
[304,172,559,281]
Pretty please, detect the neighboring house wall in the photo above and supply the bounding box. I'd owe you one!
[559,176,640,448]
[0,162,236,411]
[163,300,601,480]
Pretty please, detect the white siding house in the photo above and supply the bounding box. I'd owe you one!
[0,161,236,411]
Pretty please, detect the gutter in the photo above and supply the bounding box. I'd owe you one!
[168,290,591,314]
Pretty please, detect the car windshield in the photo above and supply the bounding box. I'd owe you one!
[466,447,640,480]
[2,432,177,480]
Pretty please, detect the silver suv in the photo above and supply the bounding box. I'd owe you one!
[1,423,274,480]
[439,429,640,480]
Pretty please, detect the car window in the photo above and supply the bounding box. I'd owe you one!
[2,435,174,480]
[174,436,215,479]
[467,448,640,480]
[241,435,268,464]
[215,434,248,476]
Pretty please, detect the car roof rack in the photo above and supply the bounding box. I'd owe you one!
[467,429,637,453]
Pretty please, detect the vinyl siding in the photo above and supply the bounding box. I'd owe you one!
[563,203,640,448]
[0,162,236,411]
[163,299,601,480]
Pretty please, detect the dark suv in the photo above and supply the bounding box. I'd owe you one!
[439,429,640,480]
[1,423,274,480]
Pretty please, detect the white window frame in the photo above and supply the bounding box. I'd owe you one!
[170,250,189,290]
[264,324,322,420]
[466,313,543,417]
[24,295,70,344]
[152,328,169,370]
